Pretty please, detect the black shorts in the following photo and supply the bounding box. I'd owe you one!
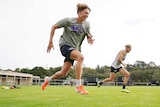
[60,45,76,65]
[110,66,122,73]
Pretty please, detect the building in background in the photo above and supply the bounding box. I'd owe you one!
[0,71,40,86]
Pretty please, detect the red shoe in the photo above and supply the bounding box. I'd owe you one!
[75,85,89,95]
[41,78,49,90]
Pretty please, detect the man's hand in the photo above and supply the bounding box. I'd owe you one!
[87,35,95,45]
[122,63,127,68]
[47,41,54,53]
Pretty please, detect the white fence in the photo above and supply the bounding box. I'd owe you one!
[0,77,158,86]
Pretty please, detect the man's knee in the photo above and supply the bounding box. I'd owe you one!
[125,72,130,78]
[109,78,114,81]
[77,55,84,62]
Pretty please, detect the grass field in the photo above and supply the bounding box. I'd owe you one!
[0,85,160,107]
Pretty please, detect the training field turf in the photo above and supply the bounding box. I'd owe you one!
[0,85,160,107]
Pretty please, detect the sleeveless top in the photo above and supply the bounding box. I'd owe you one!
[111,51,127,69]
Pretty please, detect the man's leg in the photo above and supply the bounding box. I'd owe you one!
[42,61,72,90]
[70,50,89,95]
[97,72,116,87]
[119,68,131,93]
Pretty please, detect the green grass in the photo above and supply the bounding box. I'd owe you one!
[0,85,160,107]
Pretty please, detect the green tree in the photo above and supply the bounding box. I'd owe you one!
[15,68,21,72]
[31,66,49,78]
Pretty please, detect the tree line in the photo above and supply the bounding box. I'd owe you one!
[4,60,160,83]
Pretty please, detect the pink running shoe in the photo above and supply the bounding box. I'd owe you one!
[75,85,89,95]
[41,77,49,90]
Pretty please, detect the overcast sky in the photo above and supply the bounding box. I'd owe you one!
[0,0,160,70]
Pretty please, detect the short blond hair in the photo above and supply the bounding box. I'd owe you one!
[125,44,132,48]
[77,3,91,13]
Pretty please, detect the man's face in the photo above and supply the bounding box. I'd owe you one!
[126,47,131,53]
[78,9,90,21]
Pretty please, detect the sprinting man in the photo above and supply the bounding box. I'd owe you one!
[97,44,132,93]
[42,3,94,95]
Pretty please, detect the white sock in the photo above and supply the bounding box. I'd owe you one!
[47,77,52,82]
[76,80,81,86]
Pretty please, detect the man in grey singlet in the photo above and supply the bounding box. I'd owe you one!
[97,44,132,93]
